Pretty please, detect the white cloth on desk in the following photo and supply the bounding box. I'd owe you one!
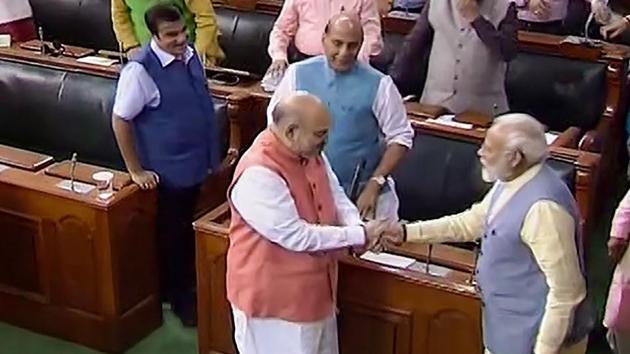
[0,0,32,24]
[231,153,365,251]
[232,305,339,354]
[112,40,197,120]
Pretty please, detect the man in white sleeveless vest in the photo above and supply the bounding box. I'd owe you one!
[390,0,518,116]
[383,114,591,354]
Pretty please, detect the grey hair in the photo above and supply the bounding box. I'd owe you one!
[271,90,321,124]
[493,113,548,165]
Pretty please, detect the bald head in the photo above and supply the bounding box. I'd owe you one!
[325,13,363,40]
[271,92,331,158]
[322,13,363,72]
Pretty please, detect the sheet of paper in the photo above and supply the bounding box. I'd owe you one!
[410,262,452,277]
[545,132,558,145]
[0,164,9,173]
[76,56,117,67]
[56,179,95,195]
[428,115,474,130]
[387,11,421,20]
[0,34,10,48]
[360,251,416,269]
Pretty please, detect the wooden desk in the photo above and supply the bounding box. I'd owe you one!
[0,158,161,353]
[194,203,482,354]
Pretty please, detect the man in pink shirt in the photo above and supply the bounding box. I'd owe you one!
[265,0,383,79]
[515,0,607,34]
[605,189,630,354]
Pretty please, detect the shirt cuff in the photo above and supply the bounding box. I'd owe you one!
[386,137,413,149]
[346,225,366,247]
[270,49,288,63]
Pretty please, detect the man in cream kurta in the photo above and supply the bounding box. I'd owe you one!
[384,114,589,354]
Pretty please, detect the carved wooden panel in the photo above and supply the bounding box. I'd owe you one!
[338,301,412,354]
[0,208,42,295]
[115,203,157,314]
[51,215,99,314]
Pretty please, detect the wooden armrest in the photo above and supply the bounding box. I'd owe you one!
[0,144,54,171]
[44,161,131,191]
[578,129,602,152]
[216,92,252,172]
[453,110,492,128]
[550,127,581,148]
[405,102,449,119]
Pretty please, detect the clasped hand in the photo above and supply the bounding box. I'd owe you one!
[361,220,406,253]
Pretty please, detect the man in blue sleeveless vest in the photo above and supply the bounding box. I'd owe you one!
[384,114,591,354]
[111,4,220,326]
[267,13,414,221]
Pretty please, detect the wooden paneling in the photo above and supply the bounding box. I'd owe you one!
[195,204,482,354]
[0,209,42,295]
[0,160,161,353]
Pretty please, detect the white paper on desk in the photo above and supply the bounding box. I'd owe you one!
[0,34,10,48]
[76,56,118,67]
[412,262,452,277]
[56,180,95,195]
[360,251,416,269]
[545,132,558,145]
[427,115,474,130]
[0,164,9,173]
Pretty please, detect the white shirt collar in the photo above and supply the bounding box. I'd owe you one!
[150,39,195,67]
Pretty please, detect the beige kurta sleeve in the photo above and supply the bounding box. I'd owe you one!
[521,201,586,354]
[405,189,492,243]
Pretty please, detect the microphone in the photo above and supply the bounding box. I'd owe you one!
[38,27,45,55]
[349,160,366,203]
[425,244,433,274]
[70,153,78,193]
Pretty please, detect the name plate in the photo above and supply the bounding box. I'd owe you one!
[56,179,95,195]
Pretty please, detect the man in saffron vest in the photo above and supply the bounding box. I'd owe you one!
[384,114,591,354]
[112,0,224,64]
[390,0,518,116]
[228,92,389,354]
[268,13,413,221]
[112,4,220,326]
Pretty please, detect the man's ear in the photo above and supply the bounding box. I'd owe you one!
[510,149,523,169]
[285,123,298,141]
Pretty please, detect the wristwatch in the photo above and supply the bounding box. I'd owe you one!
[370,175,386,187]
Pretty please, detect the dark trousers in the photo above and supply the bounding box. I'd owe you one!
[155,184,201,308]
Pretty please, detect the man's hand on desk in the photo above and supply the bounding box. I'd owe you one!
[601,16,630,40]
[266,60,288,80]
[130,170,159,190]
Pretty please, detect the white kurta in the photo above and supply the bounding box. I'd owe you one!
[0,0,32,24]
[230,154,364,354]
[267,64,414,220]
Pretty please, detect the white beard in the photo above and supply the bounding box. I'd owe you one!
[481,166,497,183]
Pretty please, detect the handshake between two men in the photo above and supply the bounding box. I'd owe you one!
[360,220,406,254]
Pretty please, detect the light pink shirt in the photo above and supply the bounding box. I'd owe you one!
[0,0,32,24]
[604,188,630,333]
[267,0,383,63]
